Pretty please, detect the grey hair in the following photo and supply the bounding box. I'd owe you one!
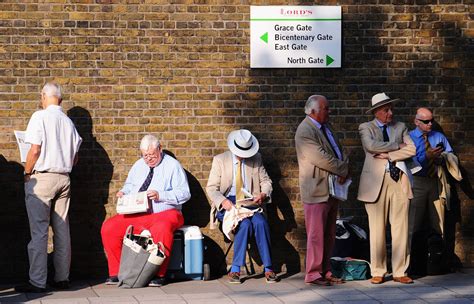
[42,82,62,99]
[140,134,160,151]
[304,95,327,115]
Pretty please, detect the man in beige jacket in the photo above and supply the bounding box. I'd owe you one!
[358,93,416,284]
[206,129,277,284]
[295,95,349,286]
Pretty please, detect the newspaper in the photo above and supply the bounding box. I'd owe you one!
[328,174,352,201]
[116,191,149,215]
[236,188,258,208]
[14,130,30,163]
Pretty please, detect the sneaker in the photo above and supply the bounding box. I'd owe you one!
[50,280,70,290]
[228,272,241,284]
[148,277,166,287]
[14,282,47,293]
[105,276,119,285]
[265,271,279,283]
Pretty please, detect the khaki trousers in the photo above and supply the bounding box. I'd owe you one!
[409,176,444,243]
[25,172,71,288]
[365,172,410,278]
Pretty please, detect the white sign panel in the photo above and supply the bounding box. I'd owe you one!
[250,6,341,68]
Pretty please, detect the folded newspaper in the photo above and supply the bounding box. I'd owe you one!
[236,188,258,208]
[14,130,30,163]
[116,192,149,214]
[328,174,352,201]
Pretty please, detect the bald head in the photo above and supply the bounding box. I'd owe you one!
[415,107,434,133]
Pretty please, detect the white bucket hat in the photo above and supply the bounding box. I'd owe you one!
[366,92,399,114]
[227,129,259,158]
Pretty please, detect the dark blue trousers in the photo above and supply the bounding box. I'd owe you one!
[217,196,272,272]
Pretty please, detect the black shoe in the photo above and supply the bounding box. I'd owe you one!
[148,277,166,287]
[14,282,47,293]
[50,280,69,290]
[105,276,119,285]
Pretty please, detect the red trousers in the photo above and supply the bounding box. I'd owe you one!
[304,199,338,283]
[101,209,184,278]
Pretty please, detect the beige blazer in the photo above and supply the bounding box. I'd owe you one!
[205,151,272,229]
[295,117,349,204]
[357,119,416,203]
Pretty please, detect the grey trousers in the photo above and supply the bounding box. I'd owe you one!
[25,172,71,288]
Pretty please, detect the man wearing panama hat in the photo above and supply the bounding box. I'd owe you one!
[206,129,278,284]
[358,92,416,284]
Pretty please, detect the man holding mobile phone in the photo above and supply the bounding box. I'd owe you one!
[408,107,454,248]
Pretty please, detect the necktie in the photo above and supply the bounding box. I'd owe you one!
[382,125,400,182]
[139,167,154,192]
[320,125,339,159]
[235,160,244,202]
[423,133,436,177]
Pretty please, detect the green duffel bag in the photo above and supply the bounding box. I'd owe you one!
[330,257,371,281]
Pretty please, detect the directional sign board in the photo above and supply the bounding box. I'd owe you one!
[250,6,341,68]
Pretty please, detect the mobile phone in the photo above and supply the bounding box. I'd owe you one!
[436,142,445,150]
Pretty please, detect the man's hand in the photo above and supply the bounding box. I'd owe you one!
[399,143,407,149]
[221,199,233,211]
[116,191,125,198]
[374,153,389,159]
[426,146,443,160]
[253,193,267,205]
[147,190,159,201]
[337,176,347,184]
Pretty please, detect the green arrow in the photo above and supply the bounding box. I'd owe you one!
[260,32,268,44]
[326,55,334,66]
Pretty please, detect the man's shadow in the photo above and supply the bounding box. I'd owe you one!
[0,155,30,283]
[262,156,300,277]
[67,107,113,279]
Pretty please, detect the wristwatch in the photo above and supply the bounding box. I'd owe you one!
[23,171,32,176]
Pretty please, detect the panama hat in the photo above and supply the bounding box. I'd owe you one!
[227,129,259,158]
[366,92,399,114]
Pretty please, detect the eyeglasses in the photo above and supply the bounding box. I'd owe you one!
[142,153,159,160]
[417,118,434,125]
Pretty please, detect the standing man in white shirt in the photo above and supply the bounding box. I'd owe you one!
[15,83,82,293]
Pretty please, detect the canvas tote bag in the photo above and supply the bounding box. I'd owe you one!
[118,225,166,288]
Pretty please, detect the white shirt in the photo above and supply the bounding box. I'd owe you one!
[25,105,82,173]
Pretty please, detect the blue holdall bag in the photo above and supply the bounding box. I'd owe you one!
[330,257,371,281]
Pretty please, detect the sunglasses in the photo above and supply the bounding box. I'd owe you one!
[417,118,434,125]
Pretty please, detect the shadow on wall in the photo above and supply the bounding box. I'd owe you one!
[67,107,113,279]
[264,157,300,276]
[0,155,29,283]
[162,149,211,228]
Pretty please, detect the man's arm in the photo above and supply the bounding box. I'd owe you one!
[24,144,41,181]
[156,162,191,205]
[205,156,230,211]
[388,128,416,162]
[359,123,400,154]
[296,130,348,177]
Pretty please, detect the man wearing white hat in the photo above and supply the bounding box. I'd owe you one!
[358,93,416,284]
[206,129,277,284]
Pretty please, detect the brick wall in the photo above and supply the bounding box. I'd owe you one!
[0,1,472,281]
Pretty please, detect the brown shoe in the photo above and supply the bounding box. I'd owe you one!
[326,276,345,284]
[370,276,384,284]
[393,276,414,284]
[228,272,241,284]
[307,277,331,286]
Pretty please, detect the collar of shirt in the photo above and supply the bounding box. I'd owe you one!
[45,104,63,112]
[412,127,431,138]
[375,119,387,128]
[308,115,323,129]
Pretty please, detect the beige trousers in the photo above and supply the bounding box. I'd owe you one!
[25,172,71,288]
[409,176,444,244]
[365,172,410,278]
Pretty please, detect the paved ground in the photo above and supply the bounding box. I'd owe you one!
[1,270,474,304]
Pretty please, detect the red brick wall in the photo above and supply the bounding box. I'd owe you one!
[0,1,472,281]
